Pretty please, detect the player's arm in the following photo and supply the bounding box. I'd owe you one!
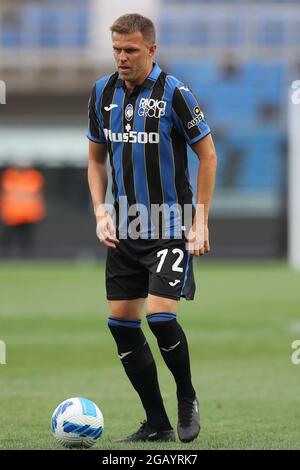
[88,141,119,248]
[88,141,107,212]
[171,84,217,256]
[189,133,217,256]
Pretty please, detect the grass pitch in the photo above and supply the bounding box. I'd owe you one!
[0,260,300,450]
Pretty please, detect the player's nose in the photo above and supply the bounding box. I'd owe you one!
[119,50,127,60]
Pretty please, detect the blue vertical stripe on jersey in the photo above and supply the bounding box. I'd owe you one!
[132,87,153,236]
[109,88,129,235]
[95,74,113,141]
[158,79,180,237]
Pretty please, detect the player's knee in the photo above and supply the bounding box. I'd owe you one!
[147,295,177,315]
[108,299,144,319]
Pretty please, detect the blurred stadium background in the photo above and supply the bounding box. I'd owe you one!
[1,0,300,451]
[1,0,299,259]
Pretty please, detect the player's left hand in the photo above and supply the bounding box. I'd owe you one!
[96,212,119,249]
[186,223,210,256]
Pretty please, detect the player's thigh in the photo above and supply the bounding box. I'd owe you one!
[106,240,149,305]
[147,294,178,315]
[145,238,195,303]
[108,298,145,320]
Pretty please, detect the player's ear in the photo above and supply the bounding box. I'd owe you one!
[148,43,157,57]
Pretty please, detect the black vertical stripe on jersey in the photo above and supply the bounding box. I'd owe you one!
[121,87,141,209]
[172,88,202,141]
[144,72,166,207]
[88,84,100,140]
[101,73,119,202]
[171,125,194,230]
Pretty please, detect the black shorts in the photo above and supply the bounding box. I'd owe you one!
[106,237,195,301]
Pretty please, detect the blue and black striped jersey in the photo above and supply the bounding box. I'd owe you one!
[87,62,211,237]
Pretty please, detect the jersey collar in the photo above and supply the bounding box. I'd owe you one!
[116,62,162,89]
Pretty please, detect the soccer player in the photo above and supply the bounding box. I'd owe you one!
[87,13,217,443]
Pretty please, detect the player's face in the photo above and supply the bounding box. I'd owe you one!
[112,31,156,87]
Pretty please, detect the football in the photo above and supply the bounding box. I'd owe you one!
[51,397,104,448]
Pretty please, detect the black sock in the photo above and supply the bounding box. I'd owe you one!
[108,317,172,431]
[147,312,196,400]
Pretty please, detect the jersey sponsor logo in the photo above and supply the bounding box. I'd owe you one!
[169,279,181,287]
[138,98,167,118]
[179,86,190,92]
[125,103,134,121]
[104,128,159,144]
[187,107,204,129]
[104,103,118,111]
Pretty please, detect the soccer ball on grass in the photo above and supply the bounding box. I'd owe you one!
[51,397,104,448]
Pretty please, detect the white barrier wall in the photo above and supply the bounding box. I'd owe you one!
[288,81,300,270]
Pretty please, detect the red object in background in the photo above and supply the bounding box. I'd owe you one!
[0,167,45,226]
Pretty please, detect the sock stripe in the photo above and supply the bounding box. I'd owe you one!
[147,312,176,323]
[108,317,141,328]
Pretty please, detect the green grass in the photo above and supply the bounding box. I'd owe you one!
[0,260,300,450]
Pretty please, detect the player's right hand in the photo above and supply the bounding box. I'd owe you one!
[96,212,119,249]
[186,223,210,256]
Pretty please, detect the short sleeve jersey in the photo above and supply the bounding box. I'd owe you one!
[87,62,211,237]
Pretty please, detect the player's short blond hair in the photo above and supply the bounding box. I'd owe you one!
[110,13,156,46]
